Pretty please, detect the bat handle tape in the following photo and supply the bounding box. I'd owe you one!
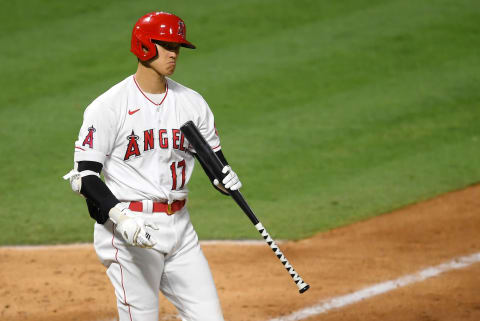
[255,222,310,293]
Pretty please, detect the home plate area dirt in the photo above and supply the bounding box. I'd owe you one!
[1,185,479,321]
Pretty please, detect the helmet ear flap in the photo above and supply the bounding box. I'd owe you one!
[131,29,157,61]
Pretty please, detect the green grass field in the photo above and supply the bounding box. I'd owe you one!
[0,0,479,245]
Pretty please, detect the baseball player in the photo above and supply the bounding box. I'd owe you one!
[64,12,241,321]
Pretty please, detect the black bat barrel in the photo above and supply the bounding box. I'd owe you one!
[180,121,259,225]
[180,121,225,180]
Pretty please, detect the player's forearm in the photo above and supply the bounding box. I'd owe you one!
[78,161,120,216]
[80,175,120,212]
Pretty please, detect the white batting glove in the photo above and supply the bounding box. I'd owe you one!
[213,165,242,191]
[109,204,158,248]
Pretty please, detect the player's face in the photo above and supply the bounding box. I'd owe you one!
[149,41,181,76]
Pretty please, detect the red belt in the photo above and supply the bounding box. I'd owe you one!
[128,200,186,215]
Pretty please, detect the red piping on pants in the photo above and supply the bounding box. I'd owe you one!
[111,224,133,321]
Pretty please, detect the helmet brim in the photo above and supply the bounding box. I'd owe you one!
[181,42,196,49]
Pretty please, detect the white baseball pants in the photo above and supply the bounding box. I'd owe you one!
[94,206,224,321]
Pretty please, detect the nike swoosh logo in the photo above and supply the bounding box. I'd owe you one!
[128,108,140,115]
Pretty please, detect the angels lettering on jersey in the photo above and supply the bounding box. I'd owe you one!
[123,128,188,161]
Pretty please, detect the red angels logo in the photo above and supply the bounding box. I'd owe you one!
[82,125,96,148]
[177,21,185,37]
[124,130,141,160]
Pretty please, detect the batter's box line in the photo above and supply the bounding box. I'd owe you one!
[268,251,480,321]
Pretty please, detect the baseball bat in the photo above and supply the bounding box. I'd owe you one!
[181,121,310,294]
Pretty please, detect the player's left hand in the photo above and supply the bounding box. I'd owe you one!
[214,165,242,191]
[120,217,159,248]
[109,204,159,248]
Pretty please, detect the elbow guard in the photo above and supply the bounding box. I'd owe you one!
[63,163,100,195]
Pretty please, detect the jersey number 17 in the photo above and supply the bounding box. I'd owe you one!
[170,160,186,190]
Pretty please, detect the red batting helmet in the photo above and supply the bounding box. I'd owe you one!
[131,12,196,61]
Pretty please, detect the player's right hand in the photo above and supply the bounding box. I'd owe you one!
[214,165,242,191]
[109,204,159,248]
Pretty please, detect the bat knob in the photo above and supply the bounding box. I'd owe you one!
[299,283,310,294]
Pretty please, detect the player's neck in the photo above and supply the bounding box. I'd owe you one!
[134,64,167,94]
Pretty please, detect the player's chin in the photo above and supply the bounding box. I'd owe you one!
[165,64,176,75]
[163,69,175,76]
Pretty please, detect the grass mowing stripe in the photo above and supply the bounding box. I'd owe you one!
[178,0,479,129]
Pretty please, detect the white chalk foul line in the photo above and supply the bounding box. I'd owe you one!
[269,251,480,321]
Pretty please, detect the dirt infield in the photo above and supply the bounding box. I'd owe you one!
[1,185,479,321]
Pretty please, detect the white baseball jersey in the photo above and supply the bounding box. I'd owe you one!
[74,75,221,203]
